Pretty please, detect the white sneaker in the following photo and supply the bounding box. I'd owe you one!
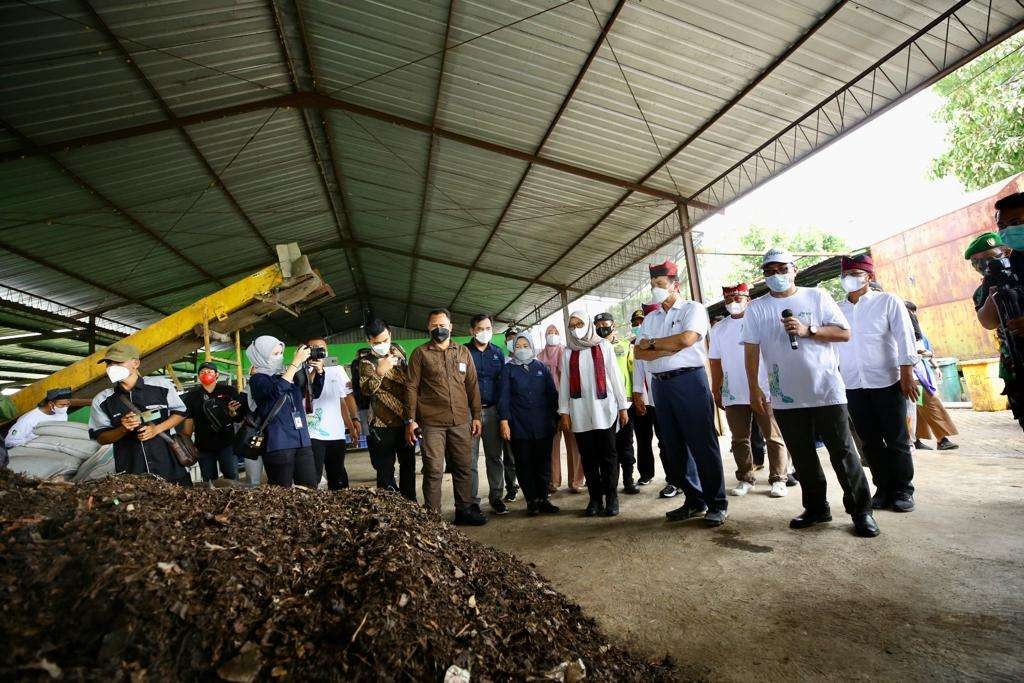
[769,481,788,498]
[730,482,753,496]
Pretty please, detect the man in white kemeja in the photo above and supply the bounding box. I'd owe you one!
[740,248,879,538]
[5,387,73,448]
[708,283,790,498]
[558,310,630,517]
[835,254,920,513]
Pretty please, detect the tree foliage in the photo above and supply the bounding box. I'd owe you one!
[728,225,849,300]
[930,36,1024,190]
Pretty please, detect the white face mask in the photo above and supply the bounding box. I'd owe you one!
[474,330,493,345]
[106,365,131,384]
[371,341,391,357]
[545,333,560,346]
[651,287,671,305]
[725,302,745,315]
[571,326,587,340]
[51,406,69,415]
[841,275,867,293]
[270,353,285,371]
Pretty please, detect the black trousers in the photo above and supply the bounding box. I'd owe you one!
[615,418,636,483]
[751,420,766,467]
[510,435,554,503]
[367,425,417,501]
[773,405,872,515]
[629,404,659,481]
[263,446,316,488]
[846,383,915,497]
[312,439,348,490]
[575,427,618,503]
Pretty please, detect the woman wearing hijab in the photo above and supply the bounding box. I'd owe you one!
[538,324,585,494]
[498,332,561,516]
[559,311,630,517]
[245,336,324,487]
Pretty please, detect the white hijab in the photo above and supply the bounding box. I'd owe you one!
[246,335,285,375]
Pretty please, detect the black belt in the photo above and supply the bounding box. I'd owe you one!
[652,367,700,380]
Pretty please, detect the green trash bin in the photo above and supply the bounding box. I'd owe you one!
[934,358,964,403]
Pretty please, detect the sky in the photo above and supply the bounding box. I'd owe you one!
[535,86,973,340]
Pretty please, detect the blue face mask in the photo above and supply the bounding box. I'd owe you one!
[765,273,792,293]
[999,224,1024,250]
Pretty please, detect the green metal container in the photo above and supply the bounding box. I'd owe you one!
[934,358,965,403]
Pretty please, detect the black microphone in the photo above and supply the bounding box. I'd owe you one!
[782,309,798,350]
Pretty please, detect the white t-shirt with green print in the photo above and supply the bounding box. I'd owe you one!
[740,287,850,410]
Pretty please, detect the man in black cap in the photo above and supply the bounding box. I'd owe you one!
[4,387,73,449]
[181,362,246,484]
[89,342,191,485]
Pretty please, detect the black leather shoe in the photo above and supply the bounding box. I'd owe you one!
[892,493,915,512]
[454,506,488,526]
[853,513,880,537]
[870,490,892,510]
[604,497,620,516]
[622,480,640,494]
[789,509,832,529]
[666,502,707,521]
[584,500,604,517]
[537,499,560,514]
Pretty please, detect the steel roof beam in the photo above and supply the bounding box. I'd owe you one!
[446,0,628,313]
[405,0,456,328]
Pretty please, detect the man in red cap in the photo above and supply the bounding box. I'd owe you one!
[635,260,728,526]
[709,283,791,499]
[836,253,920,512]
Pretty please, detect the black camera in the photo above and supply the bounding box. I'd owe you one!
[984,256,1024,372]
[308,346,327,361]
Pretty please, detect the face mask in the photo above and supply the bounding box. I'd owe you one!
[841,275,867,293]
[545,333,560,346]
[631,326,641,336]
[765,273,792,293]
[596,326,613,338]
[651,287,670,304]
[51,406,68,416]
[999,225,1024,250]
[474,330,493,345]
[571,326,587,340]
[371,341,391,357]
[430,327,450,343]
[725,302,744,315]
[270,353,285,372]
[513,348,533,362]
[106,364,131,383]
[198,370,218,385]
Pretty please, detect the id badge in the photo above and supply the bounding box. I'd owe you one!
[458,362,467,373]
[292,411,304,429]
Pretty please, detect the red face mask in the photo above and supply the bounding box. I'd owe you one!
[198,370,218,386]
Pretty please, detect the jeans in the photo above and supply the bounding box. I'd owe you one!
[846,383,915,497]
[471,406,507,506]
[510,435,554,503]
[575,427,618,505]
[773,404,872,515]
[367,425,417,501]
[197,445,238,482]
[312,439,348,490]
[263,447,316,488]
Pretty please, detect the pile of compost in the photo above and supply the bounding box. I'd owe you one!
[0,471,676,681]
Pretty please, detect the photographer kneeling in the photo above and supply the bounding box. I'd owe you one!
[970,192,1024,431]
[245,336,324,487]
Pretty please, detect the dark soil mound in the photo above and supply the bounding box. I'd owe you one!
[0,471,677,681]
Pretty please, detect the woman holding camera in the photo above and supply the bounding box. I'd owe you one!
[245,335,324,487]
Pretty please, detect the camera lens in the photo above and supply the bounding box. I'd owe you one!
[310,346,327,360]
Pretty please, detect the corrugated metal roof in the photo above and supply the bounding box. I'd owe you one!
[0,0,1021,382]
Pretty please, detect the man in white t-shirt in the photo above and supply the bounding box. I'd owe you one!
[708,283,790,499]
[740,248,878,538]
[306,338,361,490]
[836,254,920,513]
[5,387,73,448]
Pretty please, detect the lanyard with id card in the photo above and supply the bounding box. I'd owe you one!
[292,410,304,430]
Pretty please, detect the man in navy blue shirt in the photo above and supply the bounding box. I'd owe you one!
[467,314,516,514]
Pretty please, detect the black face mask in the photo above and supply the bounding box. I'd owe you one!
[430,327,451,342]
[596,326,613,338]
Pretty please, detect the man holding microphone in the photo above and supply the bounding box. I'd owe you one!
[740,249,878,537]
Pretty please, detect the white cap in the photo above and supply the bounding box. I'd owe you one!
[762,247,796,266]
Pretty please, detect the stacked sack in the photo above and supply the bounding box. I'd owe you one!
[6,421,114,482]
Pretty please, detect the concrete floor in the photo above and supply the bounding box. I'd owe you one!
[342,409,1024,681]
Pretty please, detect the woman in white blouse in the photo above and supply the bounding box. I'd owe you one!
[558,310,630,517]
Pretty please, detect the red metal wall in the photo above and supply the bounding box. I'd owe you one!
[871,173,1024,361]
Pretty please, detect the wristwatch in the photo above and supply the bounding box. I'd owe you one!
[808,325,819,337]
